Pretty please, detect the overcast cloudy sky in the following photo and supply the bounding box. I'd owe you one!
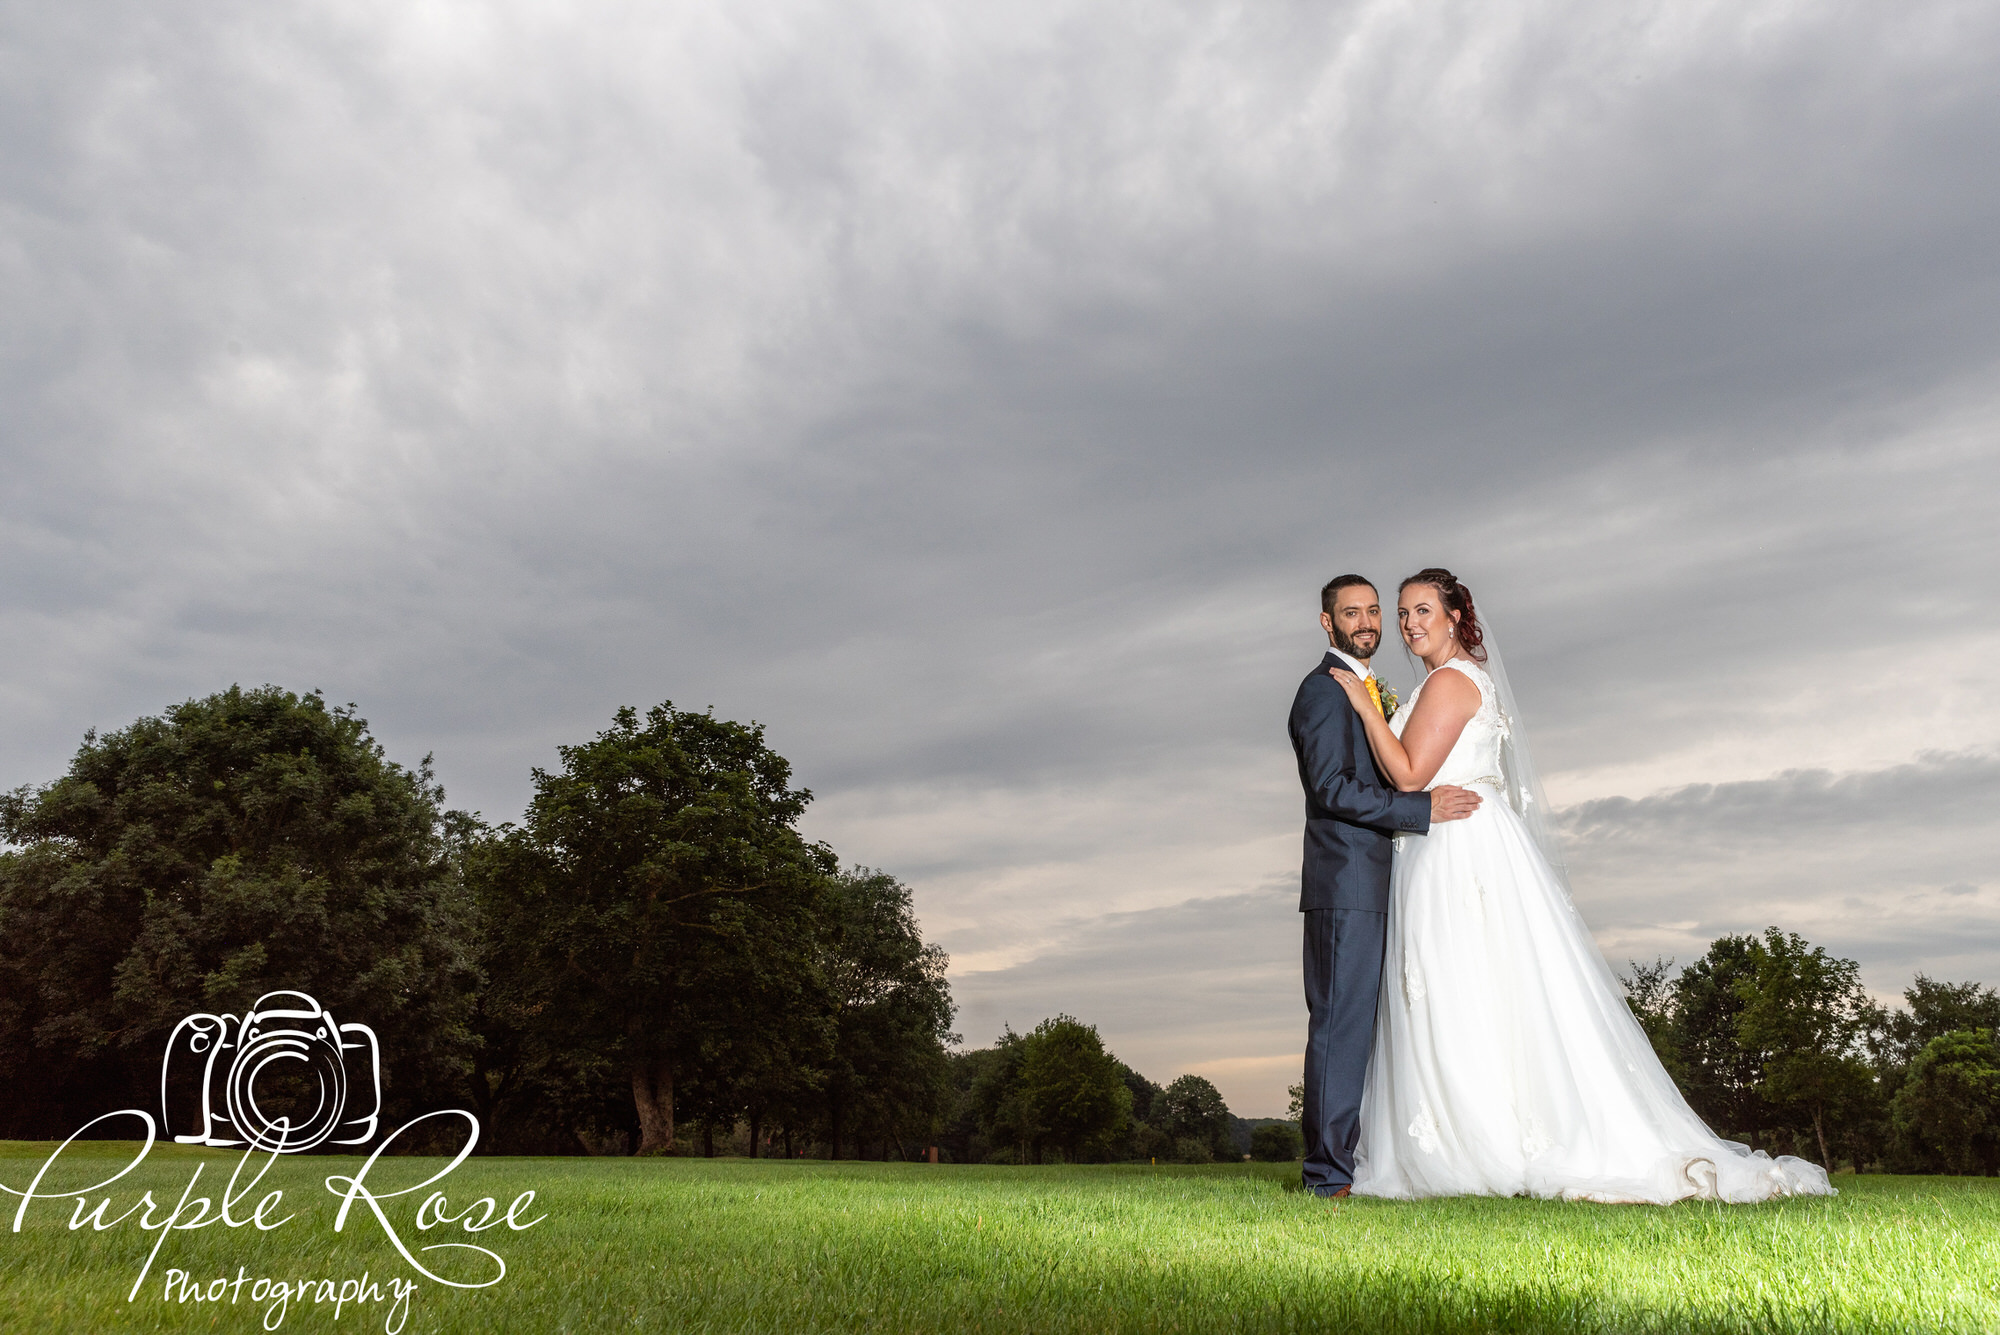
[4,1,1997,1115]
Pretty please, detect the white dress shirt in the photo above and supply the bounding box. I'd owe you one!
[1327,646,1373,680]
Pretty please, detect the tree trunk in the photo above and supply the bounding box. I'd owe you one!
[829,1098,843,1161]
[749,1112,762,1159]
[703,1123,715,1157]
[783,1124,794,1159]
[632,1056,675,1155]
[1811,1107,1831,1171]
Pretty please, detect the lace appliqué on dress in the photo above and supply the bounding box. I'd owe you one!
[1408,1106,1442,1155]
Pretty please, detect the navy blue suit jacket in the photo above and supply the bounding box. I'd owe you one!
[1289,652,1432,913]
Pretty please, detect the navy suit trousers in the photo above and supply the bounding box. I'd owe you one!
[1300,906,1386,1192]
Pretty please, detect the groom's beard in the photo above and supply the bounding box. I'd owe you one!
[1331,626,1379,661]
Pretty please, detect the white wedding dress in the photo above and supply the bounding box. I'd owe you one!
[1351,657,1833,1204]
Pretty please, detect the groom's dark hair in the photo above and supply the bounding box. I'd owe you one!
[1321,574,1377,616]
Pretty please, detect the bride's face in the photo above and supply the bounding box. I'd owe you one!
[1399,584,1460,662]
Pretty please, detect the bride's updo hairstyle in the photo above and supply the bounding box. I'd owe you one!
[1399,567,1487,663]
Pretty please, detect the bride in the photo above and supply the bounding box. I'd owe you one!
[1325,568,1832,1204]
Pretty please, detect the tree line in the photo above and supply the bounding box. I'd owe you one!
[0,686,953,1156]
[8,685,1996,1173]
[0,684,1304,1164]
[935,1014,1302,1165]
[1621,929,2000,1175]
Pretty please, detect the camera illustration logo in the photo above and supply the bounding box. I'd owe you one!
[160,990,381,1153]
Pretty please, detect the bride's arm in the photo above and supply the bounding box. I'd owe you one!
[1328,668,1481,791]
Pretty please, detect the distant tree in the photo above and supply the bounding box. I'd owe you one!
[475,703,832,1154]
[971,1027,1039,1160]
[942,1046,1006,1163]
[675,889,836,1157]
[1250,1122,1304,1162]
[1889,1029,2000,1175]
[1114,1061,1168,1162]
[1158,1074,1235,1161]
[1017,1015,1131,1163]
[1118,1060,1163,1126]
[1131,1120,1173,1162]
[1567,935,2000,1175]
[1621,957,1688,1084]
[817,868,954,1159]
[459,815,598,1154]
[730,1001,829,1160]
[960,1020,1156,1164]
[1734,928,1881,1169]
[1867,975,2000,1172]
[1886,978,2000,1068]
[1667,935,1770,1144]
[0,686,476,1138]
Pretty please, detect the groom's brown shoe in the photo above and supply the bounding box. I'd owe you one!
[1310,1184,1351,1199]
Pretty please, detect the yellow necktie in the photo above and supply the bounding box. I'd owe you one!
[1363,675,1383,716]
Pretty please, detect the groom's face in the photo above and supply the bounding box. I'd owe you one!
[1322,585,1382,661]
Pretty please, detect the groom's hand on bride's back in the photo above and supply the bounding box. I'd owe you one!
[1430,786,1481,822]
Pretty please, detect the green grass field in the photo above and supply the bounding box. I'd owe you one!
[2,1140,1997,1334]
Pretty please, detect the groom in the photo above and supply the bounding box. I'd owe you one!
[1289,574,1480,1197]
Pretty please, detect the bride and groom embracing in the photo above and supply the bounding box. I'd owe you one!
[1288,568,1834,1204]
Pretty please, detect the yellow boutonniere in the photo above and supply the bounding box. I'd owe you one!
[1367,677,1399,720]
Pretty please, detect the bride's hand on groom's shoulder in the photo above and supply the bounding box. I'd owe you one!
[1327,668,1374,714]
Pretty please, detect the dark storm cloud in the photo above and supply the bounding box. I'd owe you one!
[3,1,1998,1114]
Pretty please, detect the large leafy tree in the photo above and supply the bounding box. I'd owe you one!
[817,868,954,1160]
[1120,1061,1163,1128]
[672,880,837,1158]
[691,975,830,1158]
[1017,1015,1130,1164]
[1621,957,1689,1085]
[1886,978,2000,1068]
[942,1044,1007,1163]
[1250,1121,1305,1162]
[0,686,477,1137]
[1158,1073,1235,1161]
[1121,1061,1170,1161]
[473,703,831,1154]
[1666,935,1771,1144]
[970,1026,1038,1160]
[1735,928,1881,1169]
[966,1018,1136,1164]
[1870,976,2000,1172]
[1890,1030,2000,1175]
[458,818,635,1155]
[1626,937,2000,1174]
